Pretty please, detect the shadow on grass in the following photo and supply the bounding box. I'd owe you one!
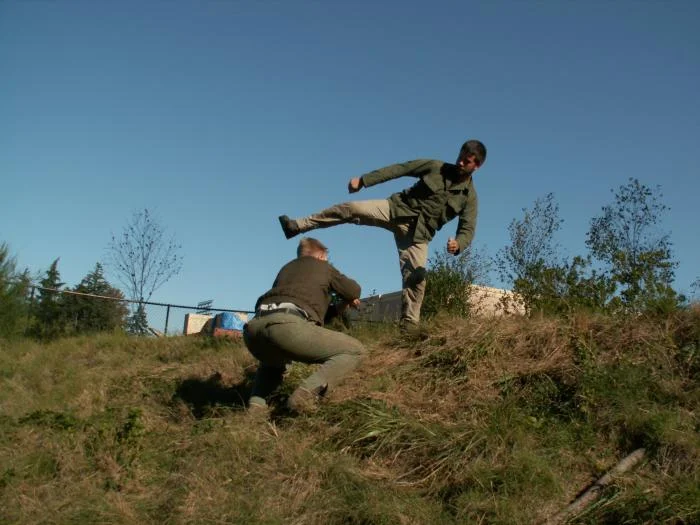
[173,371,256,418]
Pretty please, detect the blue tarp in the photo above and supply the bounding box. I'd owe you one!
[216,312,246,331]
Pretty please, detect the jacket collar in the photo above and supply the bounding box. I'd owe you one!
[442,163,472,191]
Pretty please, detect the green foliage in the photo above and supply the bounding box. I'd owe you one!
[690,278,700,302]
[0,243,31,338]
[127,302,149,335]
[64,263,128,334]
[17,406,147,490]
[513,256,616,315]
[32,258,67,340]
[19,410,83,431]
[497,183,682,316]
[586,178,679,312]
[498,370,583,422]
[497,192,563,289]
[423,246,490,319]
[497,195,617,315]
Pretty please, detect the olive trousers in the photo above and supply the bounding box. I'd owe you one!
[243,312,366,407]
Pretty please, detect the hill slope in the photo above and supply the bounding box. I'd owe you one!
[1,312,698,524]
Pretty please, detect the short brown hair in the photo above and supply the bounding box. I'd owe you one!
[460,139,487,166]
[297,237,328,258]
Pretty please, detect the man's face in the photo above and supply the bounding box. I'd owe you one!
[457,151,480,175]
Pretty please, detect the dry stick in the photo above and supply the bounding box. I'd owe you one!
[546,448,646,525]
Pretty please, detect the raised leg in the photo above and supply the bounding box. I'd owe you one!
[294,199,393,234]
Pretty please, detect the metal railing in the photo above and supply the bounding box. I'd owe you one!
[29,286,254,335]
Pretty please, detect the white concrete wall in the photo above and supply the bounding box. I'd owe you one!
[183,313,213,335]
[349,285,524,323]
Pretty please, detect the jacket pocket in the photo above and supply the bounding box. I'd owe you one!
[446,192,467,219]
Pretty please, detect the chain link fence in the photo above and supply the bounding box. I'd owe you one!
[29,286,254,336]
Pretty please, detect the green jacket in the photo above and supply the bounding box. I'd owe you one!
[255,256,361,325]
[360,159,478,252]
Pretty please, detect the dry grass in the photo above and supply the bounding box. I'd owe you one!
[1,311,698,524]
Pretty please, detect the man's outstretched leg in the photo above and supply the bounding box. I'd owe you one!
[279,200,392,239]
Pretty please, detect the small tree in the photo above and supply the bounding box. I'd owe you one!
[0,243,31,338]
[586,178,678,312]
[33,258,67,339]
[127,303,149,336]
[422,245,492,319]
[496,193,566,313]
[65,263,128,334]
[107,209,183,334]
[497,193,563,289]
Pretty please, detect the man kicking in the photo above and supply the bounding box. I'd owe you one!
[278,139,486,331]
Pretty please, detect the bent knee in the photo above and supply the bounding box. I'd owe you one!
[351,341,368,357]
[333,202,359,220]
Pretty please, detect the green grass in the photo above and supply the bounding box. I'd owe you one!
[0,310,698,524]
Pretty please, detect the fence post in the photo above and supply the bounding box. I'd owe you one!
[164,304,171,335]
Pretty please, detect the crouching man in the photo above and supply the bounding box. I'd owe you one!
[243,237,366,414]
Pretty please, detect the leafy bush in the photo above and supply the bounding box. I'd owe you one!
[587,178,681,313]
[422,246,490,319]
[512,256,615,316]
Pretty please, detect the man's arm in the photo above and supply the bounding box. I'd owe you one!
[452,188,478,254]
[329,265,361,302]
[348,159,437,193]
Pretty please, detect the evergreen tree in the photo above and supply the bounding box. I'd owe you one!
[127,303,149,336]
[0,243,31,338]
[33,258,66,339]
[65,263,128,334]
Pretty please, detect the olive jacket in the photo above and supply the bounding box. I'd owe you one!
[255,256,361,325]
[360,159,478,252]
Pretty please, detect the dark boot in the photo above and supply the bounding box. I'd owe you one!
[399,319,421,336]
[278,215,301,239]
[287,384,327,414]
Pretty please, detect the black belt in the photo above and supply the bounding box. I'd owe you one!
[256,307,308,320]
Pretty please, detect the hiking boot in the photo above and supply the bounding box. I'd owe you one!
[404,267,427,288]
[278,215,301,239]
[287,385,326,414]
[399,319,421,336]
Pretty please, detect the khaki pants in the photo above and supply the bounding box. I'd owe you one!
[296,200,428,324]
[243,312,366,407]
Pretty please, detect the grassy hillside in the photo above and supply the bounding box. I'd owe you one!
[1,311,698,524]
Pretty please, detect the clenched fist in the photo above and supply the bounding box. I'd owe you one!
[447,238,460,254]
[348,177,363,193]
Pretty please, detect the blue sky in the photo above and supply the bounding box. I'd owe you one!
[2,0,699,325]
